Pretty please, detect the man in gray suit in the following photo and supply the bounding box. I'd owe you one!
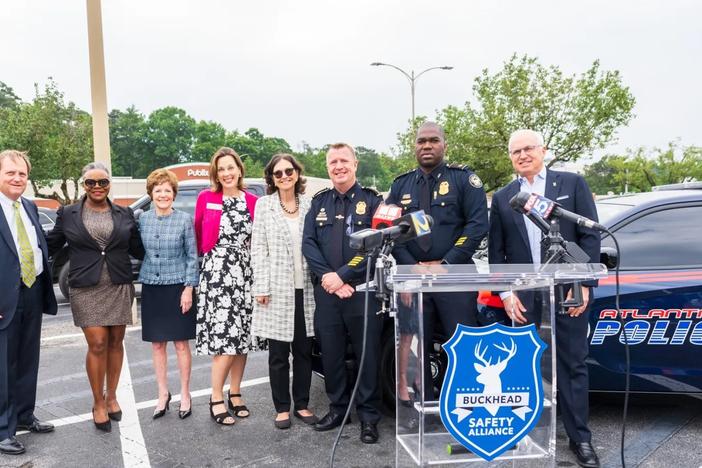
[0,150,57,455]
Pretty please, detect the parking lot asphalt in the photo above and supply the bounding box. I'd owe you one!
[5,286,702,467]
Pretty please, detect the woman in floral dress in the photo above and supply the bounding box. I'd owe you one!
[194,147,265,425]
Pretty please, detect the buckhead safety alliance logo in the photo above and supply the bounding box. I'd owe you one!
[440,323,547,461]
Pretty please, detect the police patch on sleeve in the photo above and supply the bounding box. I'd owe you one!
[469,174,483,188]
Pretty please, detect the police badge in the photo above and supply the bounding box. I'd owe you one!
[440,323,547,461]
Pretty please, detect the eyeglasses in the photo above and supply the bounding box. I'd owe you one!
[84,178,110,188]
[509,145,541,158]
[273,168,295,179]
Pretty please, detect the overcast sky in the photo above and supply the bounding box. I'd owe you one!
[2,0,700,158]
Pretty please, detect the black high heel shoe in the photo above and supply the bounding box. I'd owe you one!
[153,392,172,419]
[179,394,192,419]
[92,408,112,432]
[104,392,122,421]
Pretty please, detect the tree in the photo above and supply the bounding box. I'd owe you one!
[192,120,227,162]
[138,107,196,177]
[396,54,636,192]
[0,81,20,110]
[0,79,93,204]
[109,106,148,177]
[584,142,702,194]
[226,128,292,167]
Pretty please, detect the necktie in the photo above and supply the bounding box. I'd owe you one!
[330,194,347,269]
[417,174,433,252]
[13,201,36,287]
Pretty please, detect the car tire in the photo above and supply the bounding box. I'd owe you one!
[58,261,70,300]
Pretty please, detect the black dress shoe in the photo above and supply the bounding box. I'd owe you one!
[313,411,350,432]
[0,437,25,455]
[569,440,600,468]
[17,416,55,434]
[360,422,379,444]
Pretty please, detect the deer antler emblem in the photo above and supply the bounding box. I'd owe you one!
[474,338,517,416]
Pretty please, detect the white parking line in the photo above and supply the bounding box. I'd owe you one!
[117,350,150,467]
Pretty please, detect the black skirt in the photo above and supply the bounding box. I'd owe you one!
[141,283,196,342]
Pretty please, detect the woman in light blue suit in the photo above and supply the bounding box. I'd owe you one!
[139,169,198,420]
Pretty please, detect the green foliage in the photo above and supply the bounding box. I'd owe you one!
[396,54,636,192]
[584,143,702,194]
[0,79,93,204]
[109,106,148,177]
[0,81,20,110]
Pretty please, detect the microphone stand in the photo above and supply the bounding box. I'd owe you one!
[372,239,396,315]
[540,218,587,313]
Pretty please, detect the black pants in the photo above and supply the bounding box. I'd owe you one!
[0,281,44,440]
[313,285,382,423]
[268,290,313,413]
[525,287,592,443]
[422,291,477,400]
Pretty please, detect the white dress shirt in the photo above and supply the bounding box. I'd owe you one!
[500,166,547,301]
[0,192,44,275]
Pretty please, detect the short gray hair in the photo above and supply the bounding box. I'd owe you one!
[508,129,544,151]
[81,161,110,177]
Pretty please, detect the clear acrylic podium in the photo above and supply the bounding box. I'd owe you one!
[388,263,607,467]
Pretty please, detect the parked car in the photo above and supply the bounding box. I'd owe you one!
[38,207,57,234]
[50,179,266,299]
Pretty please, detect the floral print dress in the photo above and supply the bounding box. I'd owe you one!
[196,194,266,355]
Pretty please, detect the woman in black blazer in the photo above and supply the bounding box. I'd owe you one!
[47,162,144,432]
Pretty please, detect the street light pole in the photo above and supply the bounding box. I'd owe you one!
[371,62,453,131]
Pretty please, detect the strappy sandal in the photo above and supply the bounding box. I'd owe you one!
[228,391,250,418]
[209,399,235,425]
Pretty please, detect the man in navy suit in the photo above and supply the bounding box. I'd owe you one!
[0,150,57,455]
[488,130,601,468]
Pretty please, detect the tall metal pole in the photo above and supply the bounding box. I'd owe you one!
[370,62,453,133]
[86,0,111,172]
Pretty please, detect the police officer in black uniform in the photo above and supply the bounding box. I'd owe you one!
[302,143,383,443]
[386,122,489,400]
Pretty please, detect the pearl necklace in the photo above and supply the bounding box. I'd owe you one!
[279,194,299,214]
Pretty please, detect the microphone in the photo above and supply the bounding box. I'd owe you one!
[372,203,403,230]
[349,210,434,252]
[509,192,607,232]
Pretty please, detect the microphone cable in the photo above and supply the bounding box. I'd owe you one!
[602,228,627,468]
[329,253,373,468]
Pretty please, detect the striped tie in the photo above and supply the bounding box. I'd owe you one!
[13,201,36,287]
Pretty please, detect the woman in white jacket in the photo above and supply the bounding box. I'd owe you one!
[251,154,317,429]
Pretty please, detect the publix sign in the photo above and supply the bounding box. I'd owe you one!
[164,163,210,181]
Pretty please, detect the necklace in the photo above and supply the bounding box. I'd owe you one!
[279,194,299,214]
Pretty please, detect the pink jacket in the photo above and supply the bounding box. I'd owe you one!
[194,189,258,254]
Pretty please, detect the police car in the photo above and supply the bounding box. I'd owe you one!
[588,183,702,392]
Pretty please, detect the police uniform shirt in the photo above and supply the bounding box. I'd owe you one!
[302,182,383,285]
[386,162,488,265]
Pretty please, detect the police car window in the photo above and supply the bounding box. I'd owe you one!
[602,205,702,269]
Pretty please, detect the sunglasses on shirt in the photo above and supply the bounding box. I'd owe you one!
[84,178,111,188]
[273,168,295,179]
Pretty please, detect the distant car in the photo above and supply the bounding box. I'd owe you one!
[38,207,56,234]
[51,179,266,299]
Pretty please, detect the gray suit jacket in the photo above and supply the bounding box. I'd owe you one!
[251,193,315,341]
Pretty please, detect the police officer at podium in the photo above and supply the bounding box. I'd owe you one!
[386,122,489,400]
[302,142,383,443]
